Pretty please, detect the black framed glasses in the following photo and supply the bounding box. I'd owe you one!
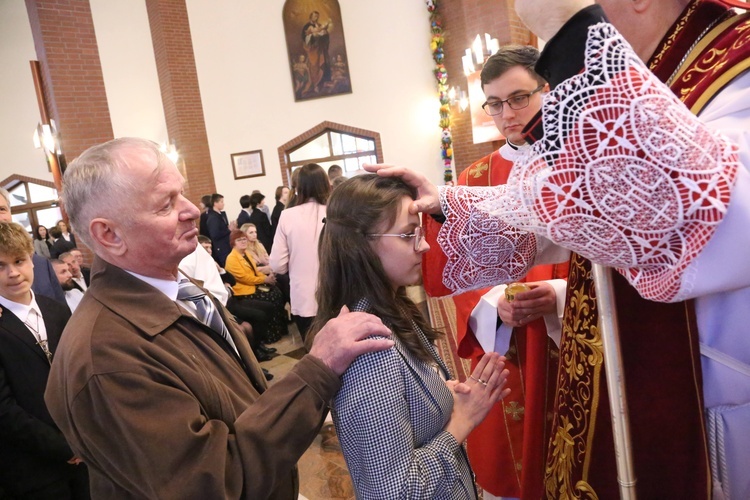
[367,226,424,252]
[481,85,545,116]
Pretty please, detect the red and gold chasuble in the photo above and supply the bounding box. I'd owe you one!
[543,1,749,498]
[423,151,568,498]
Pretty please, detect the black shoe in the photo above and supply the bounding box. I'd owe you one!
[263,368,274,381]
[258,343,277,354]
[254,350,273,362]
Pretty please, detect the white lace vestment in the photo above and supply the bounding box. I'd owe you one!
[438,23,750,500]
[438,24,741,304]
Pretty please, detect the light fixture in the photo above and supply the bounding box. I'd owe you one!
[160,141,180,163]
[32,120,61,155]
[462,33,500,76]
[448,85,469,112]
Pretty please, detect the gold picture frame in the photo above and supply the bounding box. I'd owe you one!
[231,150,266,180]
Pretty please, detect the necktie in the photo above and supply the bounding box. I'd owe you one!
[177,278,240,357]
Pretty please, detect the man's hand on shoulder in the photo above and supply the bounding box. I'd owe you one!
[309,306,393,376]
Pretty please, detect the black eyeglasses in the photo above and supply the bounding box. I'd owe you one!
[481,85,545,116]
[367,226,424,252]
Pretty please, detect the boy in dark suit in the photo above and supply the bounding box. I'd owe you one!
[0,222,88,499]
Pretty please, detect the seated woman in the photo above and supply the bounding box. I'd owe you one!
[242,222,290,306]
[224,230,288,343]
[309,175,510,499]
[33,225,52,259]
[196,235,277,370]
[239,223,272,274]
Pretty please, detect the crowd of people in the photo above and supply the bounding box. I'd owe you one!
[196,163,345,349]
[1,0,747,498]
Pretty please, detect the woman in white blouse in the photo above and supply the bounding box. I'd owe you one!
[270,163,329,340]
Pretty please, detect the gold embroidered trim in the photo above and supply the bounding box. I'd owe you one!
[501,332,524,490]
[649,0,700,71]
[466,151,496,186]
[468,161,488,180]
[670,13,743,85]
[688,18,750,113]
[544,255,601,499]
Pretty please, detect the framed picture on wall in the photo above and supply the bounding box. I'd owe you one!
[231,150,266,180]
[283,0,352,101]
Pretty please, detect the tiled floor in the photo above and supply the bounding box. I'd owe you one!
[262,325,355,500]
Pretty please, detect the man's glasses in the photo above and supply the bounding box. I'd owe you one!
[481,85,545,116]
[368,226,424,252]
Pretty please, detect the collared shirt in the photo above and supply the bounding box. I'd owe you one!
[125,270,198,318]
[178,244,229,305]
[72,276,87,291]
[499,141,529,162]
[64,288,85,313]
[0,290,48,342]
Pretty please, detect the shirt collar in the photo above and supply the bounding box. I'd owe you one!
[0,290,42,323]
[499,141,530,161]
[124,270,181,301]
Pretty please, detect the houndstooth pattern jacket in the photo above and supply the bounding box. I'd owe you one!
[332,298,477,499]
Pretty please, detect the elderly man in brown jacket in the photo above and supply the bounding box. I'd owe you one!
[44,137,393,499]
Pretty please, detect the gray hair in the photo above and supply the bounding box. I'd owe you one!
[62,137,168,248]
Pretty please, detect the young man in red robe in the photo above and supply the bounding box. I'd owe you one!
[422,46,569,499]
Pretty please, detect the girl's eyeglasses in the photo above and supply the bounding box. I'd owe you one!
[367,226,424,252]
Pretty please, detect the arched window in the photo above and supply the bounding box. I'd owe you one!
[1,175,62,233]
[278,121,383,185]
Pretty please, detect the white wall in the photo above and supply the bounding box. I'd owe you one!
[0,1,442,215]
[186,0,441,214]
[90,0,168,143]
[0,0,52,183]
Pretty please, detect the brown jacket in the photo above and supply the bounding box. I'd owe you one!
[45,257,340,499]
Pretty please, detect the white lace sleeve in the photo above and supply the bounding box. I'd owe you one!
[437,184,537,294]
[481,23,740,302]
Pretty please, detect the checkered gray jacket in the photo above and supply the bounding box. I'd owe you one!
[332,298,477,499]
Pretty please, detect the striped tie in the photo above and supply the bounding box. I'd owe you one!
[177,278,240,357]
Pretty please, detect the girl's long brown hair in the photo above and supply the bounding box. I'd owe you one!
[308,174,442,362]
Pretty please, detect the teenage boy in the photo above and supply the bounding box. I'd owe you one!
[0,222,88,498]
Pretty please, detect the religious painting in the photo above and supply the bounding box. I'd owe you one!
[283,0,352,101]
[467,70,503,144]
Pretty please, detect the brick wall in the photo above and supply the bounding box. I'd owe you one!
[25,0,114,162]
[146,0,215,207]
[439,0,533,177]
